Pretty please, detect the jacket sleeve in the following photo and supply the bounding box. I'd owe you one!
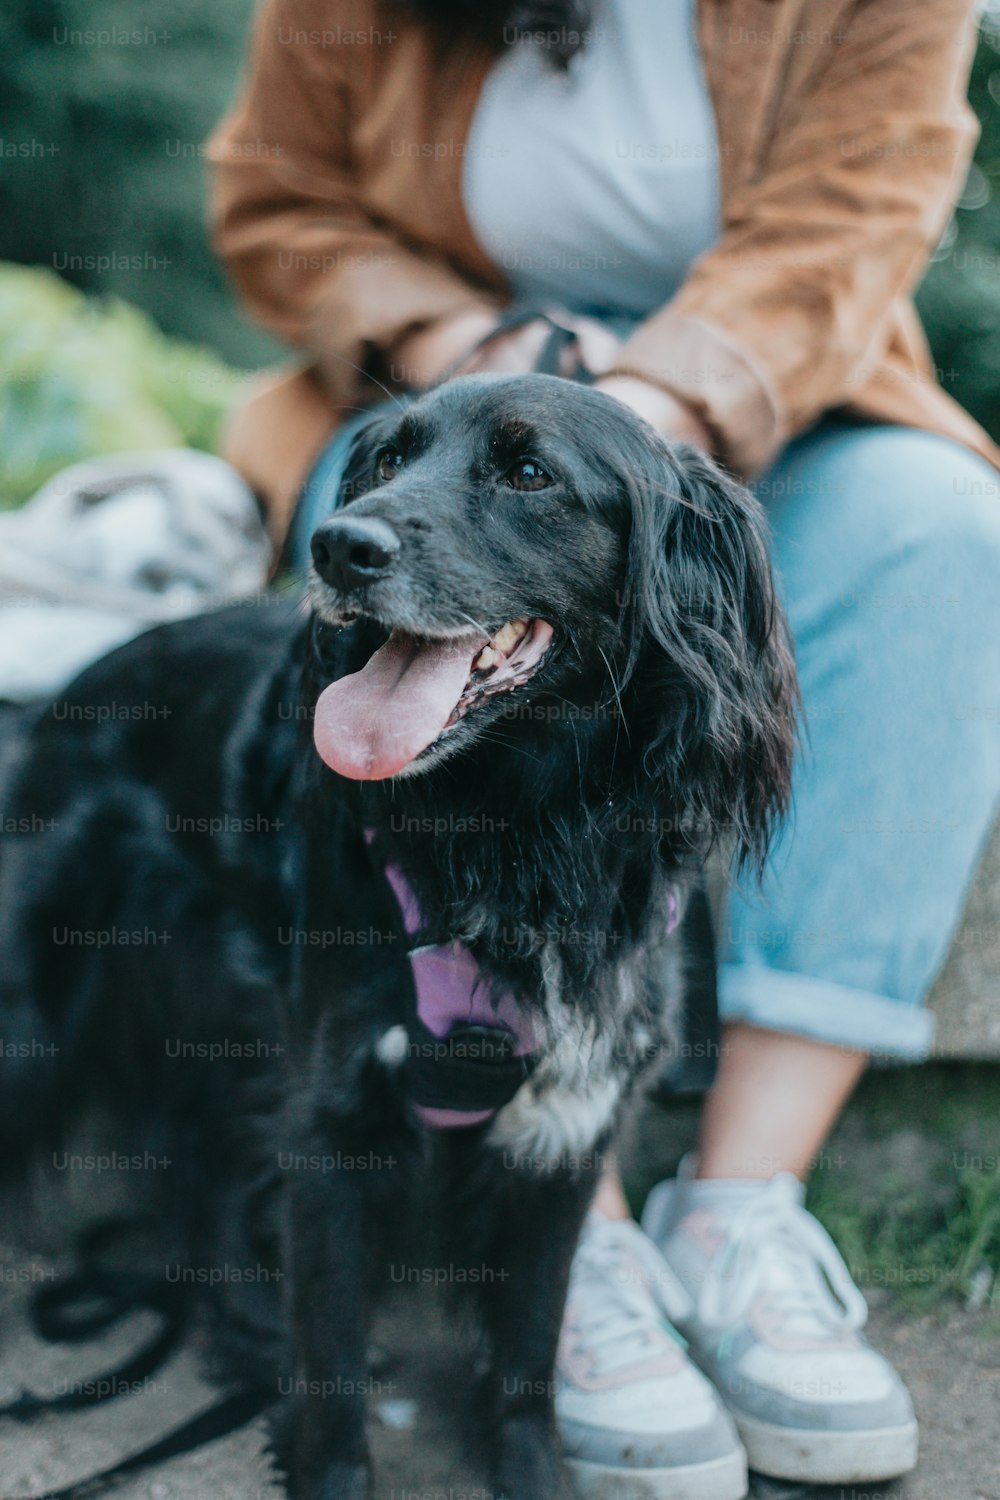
[606,0,981,475]
[207,0,496,408]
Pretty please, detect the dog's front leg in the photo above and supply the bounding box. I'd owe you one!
[282,1149,373,1500]
[478,1151,601,1500]
[275,802,410,1499]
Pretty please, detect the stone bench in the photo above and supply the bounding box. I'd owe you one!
[928,816,1000,1058]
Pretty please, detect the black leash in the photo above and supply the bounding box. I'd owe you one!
[3,1390,270,1500]
[0,1219,186,1422]
[0,1219,271,1499]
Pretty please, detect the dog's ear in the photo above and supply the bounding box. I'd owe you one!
[620,440,798,873]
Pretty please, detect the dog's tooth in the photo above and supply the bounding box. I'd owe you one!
[492,621,520,655]
[474,646,497,670]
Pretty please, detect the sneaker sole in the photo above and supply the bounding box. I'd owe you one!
[566,1448,748,1500]
[733,1411,918,1484]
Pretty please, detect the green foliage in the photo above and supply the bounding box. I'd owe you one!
[628,1064,1000,1315]
[0,263,248,509]
[0,0,997,435]
[916,20,1000,441]
[0,0,279,367]
[806,1065,1000,1313]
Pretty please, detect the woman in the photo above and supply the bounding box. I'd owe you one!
[208,1,1000,1493]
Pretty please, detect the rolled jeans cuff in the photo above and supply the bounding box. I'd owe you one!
[718,963,936,1063]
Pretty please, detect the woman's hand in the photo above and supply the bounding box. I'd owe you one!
[390,307,623,388]
[462,316,566,375]
[396,310,582,383]
[389,311,712,451]
[592,374,713,450]
[391,307,578,386]
[564,314,621,379]
[388,308,502,389]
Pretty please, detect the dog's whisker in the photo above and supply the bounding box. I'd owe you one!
[465,730,543,763]
[453,609,496,638]
[595,645,631,792]
[596,646,630,746]
[323,353,408,413]
[270,574,306,598]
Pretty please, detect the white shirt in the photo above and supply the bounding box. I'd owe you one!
[462,0,721,325]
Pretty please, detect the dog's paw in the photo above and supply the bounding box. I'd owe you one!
[493,1413,574,1500]
[267,1397,372,1500]
[296,1460,372,1500]
[493,1466,576,1500]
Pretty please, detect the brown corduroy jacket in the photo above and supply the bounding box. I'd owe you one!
[208,0,1000,542]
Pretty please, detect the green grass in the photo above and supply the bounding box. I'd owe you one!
[808,1064,1000,1313]
[0,263,250,510]
[628,1063,1000,1315]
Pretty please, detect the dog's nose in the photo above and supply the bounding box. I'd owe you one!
[310,516,401,591]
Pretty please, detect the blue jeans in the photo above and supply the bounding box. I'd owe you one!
[293,413,1000,1061]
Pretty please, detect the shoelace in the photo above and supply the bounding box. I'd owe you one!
[567,1220,693,1368]
[695,1174,869,1335]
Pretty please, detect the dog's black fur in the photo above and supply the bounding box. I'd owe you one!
[0,375,796,1500]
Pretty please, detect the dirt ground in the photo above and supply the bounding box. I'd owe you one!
[2,1245,998,1500]
[3,1070,999,1500]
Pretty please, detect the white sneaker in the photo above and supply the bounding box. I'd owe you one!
[556,1212,748,1500]
[642,1160,918,1485]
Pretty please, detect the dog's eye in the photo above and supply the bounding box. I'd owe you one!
[505,458,554,492]
[376,448,404,483]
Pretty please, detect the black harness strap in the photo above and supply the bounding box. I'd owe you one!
[404,1014,537,1114]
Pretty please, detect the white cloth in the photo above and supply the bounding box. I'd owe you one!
[0,450,271,701]
[463,0,721,320]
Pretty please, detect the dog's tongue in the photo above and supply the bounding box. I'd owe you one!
[313,631,484,780]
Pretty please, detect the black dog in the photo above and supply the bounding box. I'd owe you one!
[0,374,796,1500]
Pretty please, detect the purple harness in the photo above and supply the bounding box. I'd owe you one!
[368,831,680,1130]
[382,857,536,1129]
